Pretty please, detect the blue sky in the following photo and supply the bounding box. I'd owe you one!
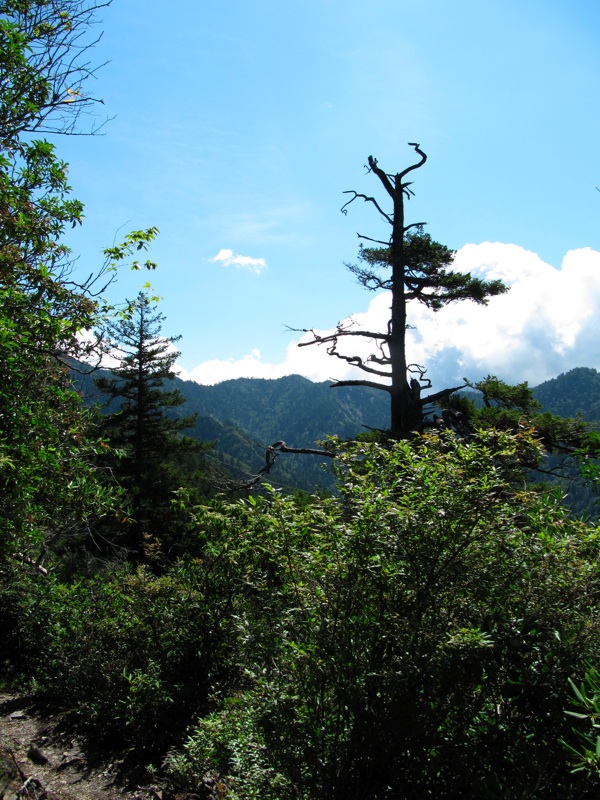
[63,0,600,389]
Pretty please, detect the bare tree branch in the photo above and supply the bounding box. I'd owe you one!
[367,155,396,199]
[219,440,336,492]
[356,233,390,246]
[295,327,389,345]
[326,348,391,378]
[341,190,393,225]
[290,328,389,347]
[331,379,392,392]
[421,385,467,407]
[399,143,428,181]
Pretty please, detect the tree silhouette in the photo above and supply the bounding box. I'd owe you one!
[0,0,111,147]
[298,144,508,437]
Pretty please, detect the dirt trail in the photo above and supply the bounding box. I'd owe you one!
[0,693,174,800]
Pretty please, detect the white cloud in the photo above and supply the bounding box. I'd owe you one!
[211,248,267,274]
[180,342,344,385]
[414,243,600,387]
[184,244,600,388]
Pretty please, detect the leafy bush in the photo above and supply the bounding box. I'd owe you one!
[1,560,241,755]
[561,665,600,782]
[165,693,294,800]
[168,430,600,799]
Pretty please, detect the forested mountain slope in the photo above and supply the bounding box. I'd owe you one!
[79,366,600,494]
[78,369,390,491]
[531,367,600,518]
[533,367,600,424]
[176,374,390,443]
[176,375,392,490]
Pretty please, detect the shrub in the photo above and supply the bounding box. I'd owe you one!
[1,560,241,755]
[169,431,600,798]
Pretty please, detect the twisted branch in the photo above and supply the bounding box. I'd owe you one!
[341,190,393,225]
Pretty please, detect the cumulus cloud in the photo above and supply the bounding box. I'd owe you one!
[412,243,600,388]
[210,248,267,274]
[185,244,600,388]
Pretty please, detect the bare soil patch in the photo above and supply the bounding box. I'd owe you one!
[0,692,188,800]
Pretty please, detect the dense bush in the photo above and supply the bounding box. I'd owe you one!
[166,430,600,799]
[0,560,242,755]
[3,430,600,796]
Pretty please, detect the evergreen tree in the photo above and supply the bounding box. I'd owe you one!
[298,144,507,437]
[96,292,207,557]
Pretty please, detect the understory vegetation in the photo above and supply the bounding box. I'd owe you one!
[3,2,600,799]
[3,432,600,798]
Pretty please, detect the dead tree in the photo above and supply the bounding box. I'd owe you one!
[297,144,508,438]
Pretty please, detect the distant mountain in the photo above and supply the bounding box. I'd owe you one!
[531,367,600,520]
[174,367,600,500]
[76,368,390,492]
[173,375,390,491]
[176,374,389,442]
[532,367,600,424]
[76,365,600,497]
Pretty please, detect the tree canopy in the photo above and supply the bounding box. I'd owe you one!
[0,0,158,567]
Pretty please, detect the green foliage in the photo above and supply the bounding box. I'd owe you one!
[352,228,507,310]
[95,292,211,558]
[447,375,590,459]
[0,0,168,578]
[442,374,600,519]
[0,106,112,562]
[534,367,600,421]
[561,665,600,781]
[166,694,294,800]
[576,431,600,486]
[103,226,160,276]
[0,560,241,754]
[0,0,166,567]
[170,431,600,798]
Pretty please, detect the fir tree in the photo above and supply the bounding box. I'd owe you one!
[96,292,206,557]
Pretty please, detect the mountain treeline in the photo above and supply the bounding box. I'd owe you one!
[82,364,600,504]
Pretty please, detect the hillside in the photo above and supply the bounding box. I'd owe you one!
[174,374,390,490]
[530,367,600,518]
[77,366,600,496]
[76,368,390,491]
[533,366,600,423]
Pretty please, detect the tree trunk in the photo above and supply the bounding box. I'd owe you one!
[389,170,419,436]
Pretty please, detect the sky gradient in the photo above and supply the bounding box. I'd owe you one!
[61,0,600,390]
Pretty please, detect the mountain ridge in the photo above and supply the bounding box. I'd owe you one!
[76,365,600,492]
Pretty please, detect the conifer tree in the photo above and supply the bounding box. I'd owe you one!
[298,144,508,437]
[96,292,205,556]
